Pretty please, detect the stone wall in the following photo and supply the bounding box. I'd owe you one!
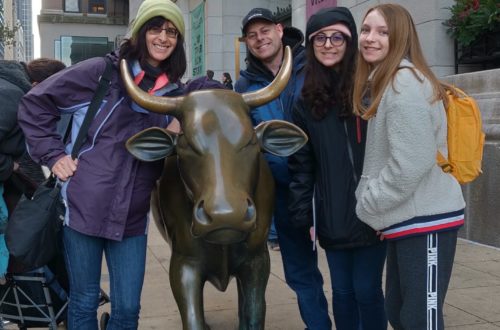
[443,69,500,247]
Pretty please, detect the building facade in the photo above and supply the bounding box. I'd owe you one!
[37,0,458,79]
[38,0,129,66]
[0,0,5,58]
[1,0,32,61]
[139,0,457,81]
[17,0,33,61]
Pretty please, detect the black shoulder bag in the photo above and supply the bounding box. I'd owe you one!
[6,58,113,273]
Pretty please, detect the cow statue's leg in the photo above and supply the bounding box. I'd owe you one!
[236,250,270,330]
[169,253,209,330]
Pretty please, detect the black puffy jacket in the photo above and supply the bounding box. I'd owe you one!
[288,97,380,250]
[0,61,31,181]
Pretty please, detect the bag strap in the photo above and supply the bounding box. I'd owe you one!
[437,82,456,173]
[62,116,73,144]
[71,57,114,159]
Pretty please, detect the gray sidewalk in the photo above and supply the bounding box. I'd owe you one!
[95,225,500,329]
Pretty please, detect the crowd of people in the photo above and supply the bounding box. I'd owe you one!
[0,0,465,329]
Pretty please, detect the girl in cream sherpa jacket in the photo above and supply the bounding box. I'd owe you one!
[355,59,465,239]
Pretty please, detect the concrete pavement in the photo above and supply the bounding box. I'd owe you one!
[95,225,500,330]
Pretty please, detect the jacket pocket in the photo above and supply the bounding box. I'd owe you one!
[355,175,369,201]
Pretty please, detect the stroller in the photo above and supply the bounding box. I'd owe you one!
[0,262,68,330]
[0,257,111,330]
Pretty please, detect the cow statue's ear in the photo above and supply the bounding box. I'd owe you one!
[255,120,308,157]
[126,127,177,161]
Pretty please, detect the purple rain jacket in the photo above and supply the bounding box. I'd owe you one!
[18,52,181,241]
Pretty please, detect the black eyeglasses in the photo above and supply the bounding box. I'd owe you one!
[148,26,179,38]
[313,33,346,47]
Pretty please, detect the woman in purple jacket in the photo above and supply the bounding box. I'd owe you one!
[17,0,186,329]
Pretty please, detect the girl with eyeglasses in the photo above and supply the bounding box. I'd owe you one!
[18,0,187,329]
[288,7,387,330]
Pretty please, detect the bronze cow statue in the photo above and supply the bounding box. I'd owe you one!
[121,47,307,330]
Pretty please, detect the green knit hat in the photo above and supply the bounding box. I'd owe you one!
[130,0,185,38]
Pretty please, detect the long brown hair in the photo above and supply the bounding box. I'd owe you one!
[353,4,448,119]
[302,34,357,119]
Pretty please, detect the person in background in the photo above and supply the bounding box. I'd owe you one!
[0,57,66,280]
[186,75,226,92]
[18,58,67,185]
[235,7,331,329]
[18,0,187,328]
[0,60,32,279]
[353,4,465,329]
[206,69,216,81]
[221,72,233,90]
[25,58,67,87]
[289,7,387,330]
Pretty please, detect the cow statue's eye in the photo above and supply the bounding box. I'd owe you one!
[177,135,203,155]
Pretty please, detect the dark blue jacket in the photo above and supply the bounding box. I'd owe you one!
[235,27,306,186]
[18,52,182,241]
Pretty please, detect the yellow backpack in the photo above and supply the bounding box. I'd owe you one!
[437,85,485,184]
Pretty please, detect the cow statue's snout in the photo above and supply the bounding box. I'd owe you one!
[192,193,257,244]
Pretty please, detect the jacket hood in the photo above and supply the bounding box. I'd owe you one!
[0,60,31,93]
[305,7,357,47]
[244,26,305,82]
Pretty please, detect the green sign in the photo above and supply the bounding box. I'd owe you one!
[191,2,205,77]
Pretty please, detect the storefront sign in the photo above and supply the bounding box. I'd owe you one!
[191,2,205,77]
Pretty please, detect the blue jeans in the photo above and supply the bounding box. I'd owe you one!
[274,186,332,330]
[325,242,387,330]
[268,217,278,241]
[63,226,147,330]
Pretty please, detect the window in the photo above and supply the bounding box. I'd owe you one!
[65,0,80,13]
[89,0,106,14]
[58,36,113,66]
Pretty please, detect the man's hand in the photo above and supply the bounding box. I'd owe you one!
[52,155,78,181]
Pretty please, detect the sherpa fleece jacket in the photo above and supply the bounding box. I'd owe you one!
[355,59,465,232]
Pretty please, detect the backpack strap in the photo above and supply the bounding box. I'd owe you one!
[437,152,452,173]
[437,83,460,174]
[71,57,114,159]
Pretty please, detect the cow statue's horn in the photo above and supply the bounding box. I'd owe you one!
[120,59,184,115]
[241,46,292,108]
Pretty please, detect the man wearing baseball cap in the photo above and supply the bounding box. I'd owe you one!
[235,8,332,330]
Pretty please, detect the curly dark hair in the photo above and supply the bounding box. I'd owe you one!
[301,35,357,119]
[119,16,186,83]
